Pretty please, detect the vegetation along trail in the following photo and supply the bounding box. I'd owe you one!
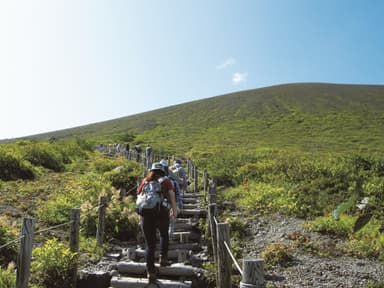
[0,83,384,287]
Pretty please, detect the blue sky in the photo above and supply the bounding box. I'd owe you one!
[0,0,383,139]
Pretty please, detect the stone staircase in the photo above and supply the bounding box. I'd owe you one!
[109,193,207,288]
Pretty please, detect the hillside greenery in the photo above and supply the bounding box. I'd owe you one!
[0,83,384,284]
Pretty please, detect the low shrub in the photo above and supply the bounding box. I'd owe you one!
[105,191,140,241]
[343,219,384,260]
[223,181,295,215]
[23,143,65,172]
[78,237,106,264]
[103,164,141,191]
[0,152,35,181]
[80,189,140,241]
[261,242,294,267]
[0,222,18,268]
[91,153,128,173]
[304,215,353,238]
[30,238,77,288]
[0,263,16,288]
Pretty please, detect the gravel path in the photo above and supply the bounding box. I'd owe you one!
[243,214,384,288]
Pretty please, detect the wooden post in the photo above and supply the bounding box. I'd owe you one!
[70,208,80,288]
[203,170,208,193]
[96,196,107,246]
[216,222,231,288]
[194,166,198,193]
[208,185,217,205]
[187,159,192,179]
[16,217,35,288]
[240,259,265,288]
[208,178,217,206]
[208,203,217,263]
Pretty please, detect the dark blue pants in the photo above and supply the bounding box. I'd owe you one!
[141,206,170,272]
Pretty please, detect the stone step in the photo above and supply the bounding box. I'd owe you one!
[181,198,199,205]
[117,261,202,279]
[178,209,206,218]
[110,276,192,288]
[175,218,195,224]
[181,193,205,198]
[173,222,194,231]
[180,204,200,210]
[134,248,189,262]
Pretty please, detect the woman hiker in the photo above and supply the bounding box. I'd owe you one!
[137,162,178,283]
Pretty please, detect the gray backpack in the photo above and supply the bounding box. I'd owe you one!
[136,179,163,214]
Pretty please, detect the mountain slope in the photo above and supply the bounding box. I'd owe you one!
[14,83,384,155]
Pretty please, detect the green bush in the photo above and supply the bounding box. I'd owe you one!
[36,192,83,225]
[224,181,296,215]
[304,215,353,238]
[105,191,140,241]
[0,223,18,267]
[80,190,140,241]
[78,236,106,263]
[36,173,109,226]
[261,242,294,267]
[31,238,77,288]
[23,143,65,172]
[0,151,34,181]
[103,164,141,191]
[0,264,16,288]
[91,153,129,173]
[343,219,384,260]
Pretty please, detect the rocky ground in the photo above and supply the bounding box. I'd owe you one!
[243,213,384,288]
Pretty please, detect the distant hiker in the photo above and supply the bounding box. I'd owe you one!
[123,143,130,158]
[146,145,152,158]
[115,143,121,153]
[160,159,183,209]
[136,162,177,283]
[146,145,153,169]
[134,144,142,162]
[160,159,183,240]
[170,159,187,193]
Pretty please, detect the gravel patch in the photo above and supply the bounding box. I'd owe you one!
[243,214,384,288]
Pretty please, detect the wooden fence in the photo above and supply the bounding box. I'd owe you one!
[1,145,265,288]
[3,195,109,288]
[202,169,265,288]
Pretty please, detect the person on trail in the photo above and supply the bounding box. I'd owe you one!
[137,162,177,283]
[160,159,183,210]
[145,145,153,169]
[170,159,187,193]
[159,159,183,241]
[134,144,142,162]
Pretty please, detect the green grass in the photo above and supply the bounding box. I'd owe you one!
[0,82,384,265]
[2,83,383,156]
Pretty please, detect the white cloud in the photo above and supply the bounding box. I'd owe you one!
[232,72,248,84]
[216,58,236,70]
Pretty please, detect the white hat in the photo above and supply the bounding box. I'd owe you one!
[160,159,168,167]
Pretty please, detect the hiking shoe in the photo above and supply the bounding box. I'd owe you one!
[159,255,170,267]
[147,270,156,283]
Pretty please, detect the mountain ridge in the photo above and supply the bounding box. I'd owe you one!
[3,82,384,155]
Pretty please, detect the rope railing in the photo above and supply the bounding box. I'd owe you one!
[3,182,138,288]
[34,220,74,235]
[3,143,262,288]
[223,240,243,276]
[205,170,265,288]
[93,145,265,287]
[4,145,181,288]
[0,235,25,250]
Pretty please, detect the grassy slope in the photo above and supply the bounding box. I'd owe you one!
[11,82,384,155]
